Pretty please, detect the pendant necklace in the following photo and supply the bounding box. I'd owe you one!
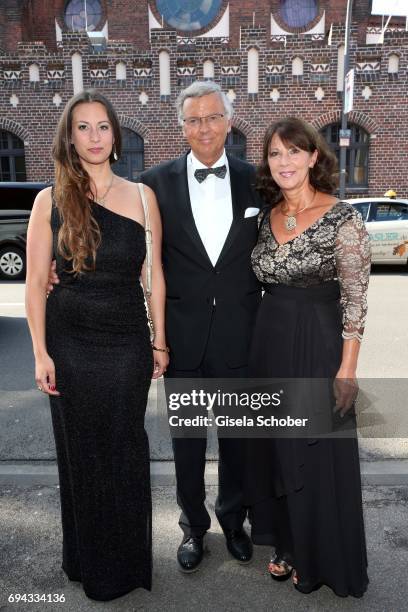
[96,173,115,207]
[281,190,316,231]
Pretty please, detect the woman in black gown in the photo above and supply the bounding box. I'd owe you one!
[25,90,168,601]
[246,118,370,597]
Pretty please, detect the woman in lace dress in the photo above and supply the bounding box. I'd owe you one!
[246,118,370,597]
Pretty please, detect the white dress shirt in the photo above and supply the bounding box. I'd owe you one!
[187,149,233,267]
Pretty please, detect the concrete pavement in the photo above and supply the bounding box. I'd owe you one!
[1,270,408,610]
[1,483,408,612]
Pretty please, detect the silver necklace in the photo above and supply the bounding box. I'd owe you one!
[281,190,316,231]
[96,173,115,207]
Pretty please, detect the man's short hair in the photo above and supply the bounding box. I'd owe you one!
[176,81,234,126]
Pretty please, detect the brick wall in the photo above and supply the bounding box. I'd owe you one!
[0,0,407,197]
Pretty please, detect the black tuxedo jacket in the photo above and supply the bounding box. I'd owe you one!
[141,153,262,370]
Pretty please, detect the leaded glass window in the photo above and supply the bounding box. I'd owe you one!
[280,0,318,29]
[64,0,103,32]
[156,0,223,31]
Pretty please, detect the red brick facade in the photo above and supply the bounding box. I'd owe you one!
[0,1,407,197]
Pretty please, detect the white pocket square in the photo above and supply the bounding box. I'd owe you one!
[244,207,260,218]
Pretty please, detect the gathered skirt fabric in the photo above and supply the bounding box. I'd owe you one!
[246,281,369,597]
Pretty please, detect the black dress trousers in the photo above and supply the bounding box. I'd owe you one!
[166,306,248,538]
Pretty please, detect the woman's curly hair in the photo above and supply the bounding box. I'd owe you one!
[256,117,338,208]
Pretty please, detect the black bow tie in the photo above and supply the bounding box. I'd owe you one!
[194,165,227,183]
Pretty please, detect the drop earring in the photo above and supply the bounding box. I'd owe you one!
[113,145,118,161]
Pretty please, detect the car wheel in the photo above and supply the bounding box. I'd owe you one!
[0,246,26,280]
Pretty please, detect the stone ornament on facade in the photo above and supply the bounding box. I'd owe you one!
[177,37,196,46]
[9,94,19,108]
[266,64,285,74]
[222,66,241,75]
[266,64,285,84]
[271,34,287,45]
[310,63,330,73]
[177,66,196,76]
[356,60,381,82]
[314,86,325,102]
[356,61,380,72]
[222,65,241,86]
[311,61,330,82]
[52,93,62,107]
[226,89,236,103]
[90,67,110,79]
[362,86,372,101]
[139,91,148,105]
[4,70,22,80]
[270,88,280,103]
[134,67,152,78]
[47,69,65,80]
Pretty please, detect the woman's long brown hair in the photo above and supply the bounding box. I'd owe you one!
[52,89,122,274]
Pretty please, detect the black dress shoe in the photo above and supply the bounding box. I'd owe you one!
[177,536,204,573]
[224,528,253,564]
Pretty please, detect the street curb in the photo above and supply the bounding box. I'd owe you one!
[1,460,408,486]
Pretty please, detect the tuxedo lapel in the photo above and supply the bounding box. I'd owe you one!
[169,154,213,266]
[216,155,247,264]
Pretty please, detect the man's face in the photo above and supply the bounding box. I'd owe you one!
[181,92,231,167]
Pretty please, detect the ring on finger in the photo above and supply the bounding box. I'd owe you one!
[37,386,43,391]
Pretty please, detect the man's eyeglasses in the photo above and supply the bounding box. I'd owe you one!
[182,113,225,129]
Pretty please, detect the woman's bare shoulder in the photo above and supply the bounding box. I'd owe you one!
[32,186,53,215]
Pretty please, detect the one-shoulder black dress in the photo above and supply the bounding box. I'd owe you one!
[246,201,371,597]
[46,200,153,601]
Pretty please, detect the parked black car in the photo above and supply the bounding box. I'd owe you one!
[0,209,31,280]
[0,182,48,280]
[0,181,48,212]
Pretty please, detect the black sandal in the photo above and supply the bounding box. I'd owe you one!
[267,554,293,581]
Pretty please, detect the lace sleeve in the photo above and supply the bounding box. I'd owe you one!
[334,211,371,342]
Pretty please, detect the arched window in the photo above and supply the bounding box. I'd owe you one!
[225,128,247,161]
[0,131,26,181]
[321,123,369,189]
[114,128,144,181]
[280,0,318,29]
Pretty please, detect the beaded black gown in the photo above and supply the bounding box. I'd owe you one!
[46,200,153,601]
[246,201,371,597]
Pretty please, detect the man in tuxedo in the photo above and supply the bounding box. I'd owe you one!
[141,81,262,572]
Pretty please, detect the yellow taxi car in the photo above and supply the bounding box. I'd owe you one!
[347,197,408,265]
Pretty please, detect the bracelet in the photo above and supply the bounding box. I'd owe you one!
[152,345,170,353]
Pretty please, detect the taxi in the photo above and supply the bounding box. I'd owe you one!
[346,197,408,265]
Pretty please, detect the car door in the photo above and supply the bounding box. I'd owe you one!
[367,202,408,264]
